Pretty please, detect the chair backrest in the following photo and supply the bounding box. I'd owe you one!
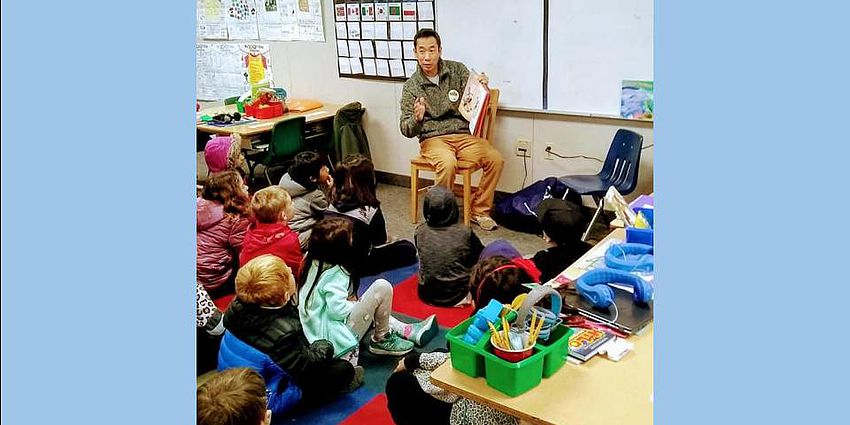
[479,88,500,142]
[600,129,644,196]
[269,116,306,159]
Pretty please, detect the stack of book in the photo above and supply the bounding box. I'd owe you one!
[567,328,616,363]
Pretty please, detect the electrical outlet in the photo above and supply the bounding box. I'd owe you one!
[515,139,531,157]
[544,143,554,160]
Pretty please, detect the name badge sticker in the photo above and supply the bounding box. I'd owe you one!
[448,89,460,103]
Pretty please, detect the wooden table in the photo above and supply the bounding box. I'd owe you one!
[431,228,653,425]
[196,103,341,150]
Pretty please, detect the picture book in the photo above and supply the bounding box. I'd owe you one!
[568,328,616,362]
[459,69,490,136]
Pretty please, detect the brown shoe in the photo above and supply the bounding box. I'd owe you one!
[472,215,498,231]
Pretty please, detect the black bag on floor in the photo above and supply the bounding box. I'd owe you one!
[493,177,583,234]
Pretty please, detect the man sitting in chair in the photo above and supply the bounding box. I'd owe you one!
[400,29,504,231]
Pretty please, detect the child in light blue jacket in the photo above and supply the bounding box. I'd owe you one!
[297,217,438,364]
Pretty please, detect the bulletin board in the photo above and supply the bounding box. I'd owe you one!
[333,0,437,81]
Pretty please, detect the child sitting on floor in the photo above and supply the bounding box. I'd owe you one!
[415,186,484,307]
[532,199,592,284]
[197,368,271,425]
[278,151,333,250]
[239,186,303,279]
[204,134,247,178]
[416,186,537,307]
[325,154,418,277]
[198,170,251,298]
[297,217,438,363]
[223,254,362,406]
[385,256,537,425]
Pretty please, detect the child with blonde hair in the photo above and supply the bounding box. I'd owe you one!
[197,368,271,425]
[239,186,303,279]
[223,254,362,408]
[198,170,251,298]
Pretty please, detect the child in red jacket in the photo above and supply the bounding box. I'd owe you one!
[240,186,304,279]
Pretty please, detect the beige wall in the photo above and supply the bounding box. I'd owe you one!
[203,0,653,199]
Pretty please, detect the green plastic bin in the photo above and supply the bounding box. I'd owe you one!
[447,315,576,396]
[482,345,546,396]
[535,324,574,378]
[447,316,494,377]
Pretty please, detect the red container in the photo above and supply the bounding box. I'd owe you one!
[490,335,535,363]
[245,101,285,119]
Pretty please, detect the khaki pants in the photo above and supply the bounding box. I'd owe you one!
[419,133,504,217]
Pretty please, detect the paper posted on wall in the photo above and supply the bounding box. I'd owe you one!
[459,69,490,137]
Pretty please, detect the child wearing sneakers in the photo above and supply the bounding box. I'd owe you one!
[224,254,362,406]
[239,186,304,279]
[197,368,271,425]
[297,217,438,362]
[385,256,535,425]
[278,151,333,250]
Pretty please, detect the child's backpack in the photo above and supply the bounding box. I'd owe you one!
[493,177,582,234]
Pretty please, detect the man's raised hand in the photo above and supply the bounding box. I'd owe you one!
[413,97,427,122]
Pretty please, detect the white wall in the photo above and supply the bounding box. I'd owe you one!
[211,0,654,198]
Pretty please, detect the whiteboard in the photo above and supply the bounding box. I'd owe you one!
[547,0,653,116]
[436,0,544,109]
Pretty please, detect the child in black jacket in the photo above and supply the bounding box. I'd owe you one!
[224,254,363,405]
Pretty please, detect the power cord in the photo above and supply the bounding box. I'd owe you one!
[545,146,603,162]
[544,144,654,162]
[521,151,528,189]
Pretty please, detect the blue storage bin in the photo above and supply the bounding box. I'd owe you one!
[626,207,654,246]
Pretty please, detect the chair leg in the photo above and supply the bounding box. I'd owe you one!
[582,197,605,242]
[410,165,419,224]
[463,170,472,226]
[264,165,273,187]
[247,162,258,184]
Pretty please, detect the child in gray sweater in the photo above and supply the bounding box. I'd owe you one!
[414,186,484,307]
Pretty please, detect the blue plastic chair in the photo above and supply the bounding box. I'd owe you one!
[558,129,643,241]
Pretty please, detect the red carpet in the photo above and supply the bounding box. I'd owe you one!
[391,275,475,328]
[213,294,235,311]
[339,393,394,425]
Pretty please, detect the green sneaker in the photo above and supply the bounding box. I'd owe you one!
[368,332,415,356]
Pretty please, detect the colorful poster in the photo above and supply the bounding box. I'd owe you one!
[198,0,229,39]
[196,43,273,101]
[226,0,260,40]
[620,80,654,120]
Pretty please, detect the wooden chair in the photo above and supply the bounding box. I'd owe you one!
[410,88,500,225]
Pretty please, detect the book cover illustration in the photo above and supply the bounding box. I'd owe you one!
[459,69,490,136]
[568,328,615,361]
[620,80,653,120]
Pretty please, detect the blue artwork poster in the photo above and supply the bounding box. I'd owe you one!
[621,80,654,120]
